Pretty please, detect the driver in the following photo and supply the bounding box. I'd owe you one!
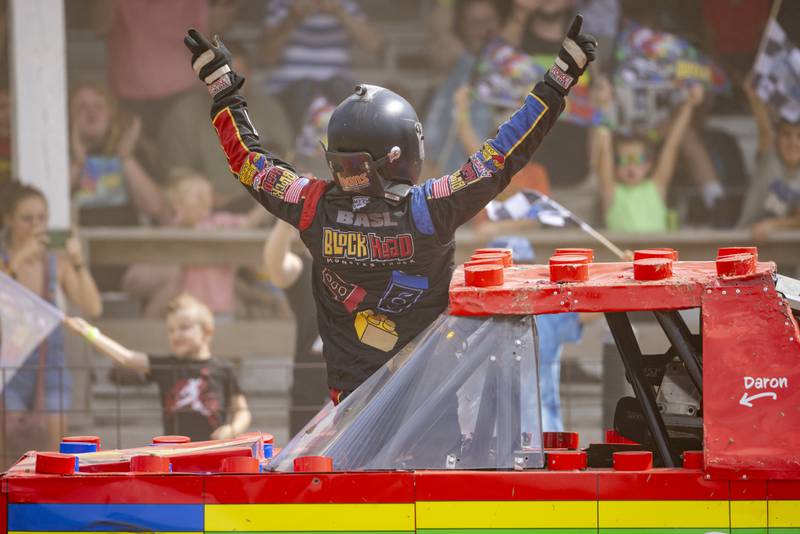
[184,17,596,403]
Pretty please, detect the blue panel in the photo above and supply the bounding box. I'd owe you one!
[410,185,435,235]
[491,93,547,155]
[9,503,203,531]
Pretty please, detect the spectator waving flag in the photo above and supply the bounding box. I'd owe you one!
[0,272,63,386]
[752,20,800,123]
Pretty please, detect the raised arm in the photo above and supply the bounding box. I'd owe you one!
[743,72,774,158]
[184,29,329,231]
[64,317,150,374]
[327,0,382,55]
[415,15,597,236]
[651,85,703,197]
[263,219,303,289]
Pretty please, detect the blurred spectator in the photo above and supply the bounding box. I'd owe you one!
[123,170,267,318]
[0,183,102,457]
[209,0,240,35]
[502,0,590,187]
[594,85,705,232]
[424,0,506,175]
[66,293,252,441]
[263,219,325,436]
[158,41,292,212]
[740,76,800,240]
[91,0,208,145]
[0,88,10,190]
[69,81,169,226]
[260,0,382,135]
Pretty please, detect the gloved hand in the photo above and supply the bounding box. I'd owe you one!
[544,14,598,96]
[184,28,245,101]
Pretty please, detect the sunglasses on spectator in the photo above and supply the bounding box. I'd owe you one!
[616,153,648,165]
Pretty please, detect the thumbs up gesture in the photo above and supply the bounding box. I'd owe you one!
[544,14,598,96]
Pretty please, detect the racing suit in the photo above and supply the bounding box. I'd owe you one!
[211,83,564,393]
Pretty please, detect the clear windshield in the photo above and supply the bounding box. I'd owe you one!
[270,314,543,471]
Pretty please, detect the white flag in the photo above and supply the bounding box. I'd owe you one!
[753,20,800,123]
[0,272,63,384]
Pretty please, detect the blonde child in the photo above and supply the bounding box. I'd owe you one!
[594,84,705,232]
[65,293,251,441]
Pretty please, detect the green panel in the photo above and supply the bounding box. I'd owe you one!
[768,529,800,534]
[600,530,730,534]
[207,532,414,534]
[731,529,768,534]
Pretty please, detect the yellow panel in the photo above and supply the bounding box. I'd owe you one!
[769,500,800,527]
[205,503,415,531]
[730,500,768,528]
[9,532,200,534]
[415,501,597,529]
[599,500,729,528]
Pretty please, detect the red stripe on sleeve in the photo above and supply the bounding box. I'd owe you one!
[298,180,329,231]
[212,108,250,174]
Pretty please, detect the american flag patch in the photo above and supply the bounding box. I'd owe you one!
[284,177,310,203]
[430,175,452,199]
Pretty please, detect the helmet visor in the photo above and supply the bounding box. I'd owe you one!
[325,149,387,196]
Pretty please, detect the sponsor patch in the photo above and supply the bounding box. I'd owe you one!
[469,155,493,178]
[548,63,574,90]
[322,228,415,264]
[354,309,399,352]
[338,172,371,191]
[267,168,308,204]
[377,271,428,315]
[352,196,370,211]
[208,73,233,97]
[336,210,398,228]
[238,152,267,187]
[448,160,484,194]
[321,268,367,312]
[476,142,506,172]
[427,175,452,199]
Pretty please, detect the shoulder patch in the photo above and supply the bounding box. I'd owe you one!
[410,185,435,235]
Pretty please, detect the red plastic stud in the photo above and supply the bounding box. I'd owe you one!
[716,253,756,277]
[61,435,101,449]
[549,254,590,283]
[152,435,191,445]
[554,248,594,262]
[465,264,504,287]
[543,431,580,450]
[633,258,673,281]
[605,429,638,445]
[613,450,653,471]
[718,246,758,261]
[547,450,587,471]
[473,248,513,263]
[470,252,512,267]
[294,455,333,472]
[35,452,76,474]
[130,455,171,473]
[221,456,260,473]
[464,257,505,268]
[262,433,274,444]
[634,248,679,261]
[682,450,703,469]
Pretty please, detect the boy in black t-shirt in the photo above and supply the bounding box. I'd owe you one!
[65,294,251,441]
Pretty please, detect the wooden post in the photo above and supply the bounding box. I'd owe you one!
[8,0,70,229]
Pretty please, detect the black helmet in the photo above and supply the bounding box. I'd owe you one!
[325,84,424,201]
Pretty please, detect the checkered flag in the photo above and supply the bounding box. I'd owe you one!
[752,20,800,123]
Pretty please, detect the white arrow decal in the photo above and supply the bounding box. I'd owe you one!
[739,391,778,408]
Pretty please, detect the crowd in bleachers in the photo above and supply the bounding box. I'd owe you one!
[0,0,798,460]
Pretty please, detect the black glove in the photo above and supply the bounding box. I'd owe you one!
[544,14,598,96]
[184,28,245,101]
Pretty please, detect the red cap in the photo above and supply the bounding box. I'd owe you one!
[130,455,171,473]
[35,452,76,475]
[716,253,756,277]
[471,253,512,267]
[549,254,590,265]
[633,258,673,281]
[61,435,101,449]
[465,264,504,287]
[473,248,513,261]
[152,435,191,444]
[634,248,679,261]
[221,456,260,473]
[554,248,594,262]
[718,246,758,261]
[543,431,580,450]
[605,429,638,445]
[613,451,653,471]
[464,257,505,268]
[262,433,275,444]
[546,451,587,471]
[294,455,333,472]
[549,262,589,283]
[682,450,703,469]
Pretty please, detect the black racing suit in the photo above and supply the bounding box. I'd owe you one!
[211,82,564,392]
